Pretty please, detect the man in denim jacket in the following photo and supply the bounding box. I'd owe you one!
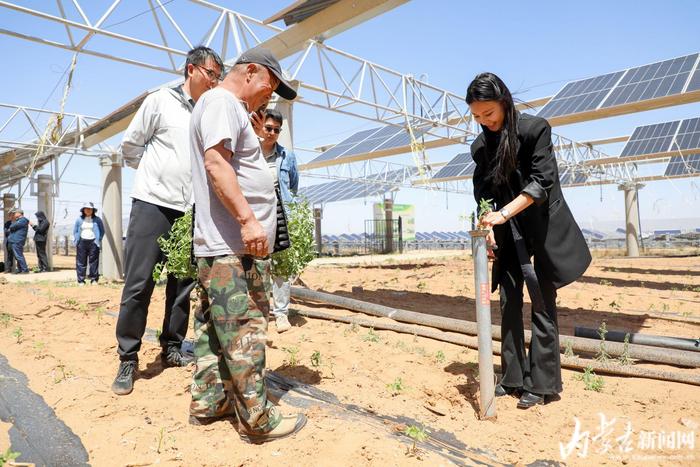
[260,109,299,332]
[7,209,30,274]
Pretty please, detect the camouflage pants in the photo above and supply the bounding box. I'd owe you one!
[189,255,281,433]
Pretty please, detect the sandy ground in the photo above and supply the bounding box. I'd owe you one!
[0,252,699,466]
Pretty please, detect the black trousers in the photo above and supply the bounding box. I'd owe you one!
[116,199,195,362]
[4,241,14,272]
[498,260,562,395]
[76,238,100,282]
[36,240,48,271]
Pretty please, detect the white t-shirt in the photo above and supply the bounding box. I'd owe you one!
[80,218,95,240]
[189,87,276,256]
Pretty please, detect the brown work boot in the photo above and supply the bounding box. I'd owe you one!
[239,408,306,443]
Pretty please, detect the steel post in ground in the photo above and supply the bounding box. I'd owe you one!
[470,229,496,419]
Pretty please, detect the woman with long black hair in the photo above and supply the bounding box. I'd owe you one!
[467,72,591,409]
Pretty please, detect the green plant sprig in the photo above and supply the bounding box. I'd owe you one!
[271,199,316,279]
[153,209,196,282]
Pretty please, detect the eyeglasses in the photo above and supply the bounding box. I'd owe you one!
[195,64,222,82]
[264,125,281,134]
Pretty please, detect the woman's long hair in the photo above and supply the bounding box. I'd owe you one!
[466,72,519,186]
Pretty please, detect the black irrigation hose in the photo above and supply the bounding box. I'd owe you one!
[575,326,700,352]
[290,286,700,368]
[294,308,700,386]
[0,354,89,466]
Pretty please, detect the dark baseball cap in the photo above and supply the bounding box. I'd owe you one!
[235,47,297,100]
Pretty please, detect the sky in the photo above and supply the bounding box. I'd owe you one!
[1,0,699,236]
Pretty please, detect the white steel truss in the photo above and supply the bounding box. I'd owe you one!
[0,103,113,191]
[0,0,649,189]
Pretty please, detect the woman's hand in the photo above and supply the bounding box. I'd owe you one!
[486,229,497,260]
[480,210,507,228]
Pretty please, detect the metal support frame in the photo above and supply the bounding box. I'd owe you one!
[0,0,693,192]
[0,102,113,190]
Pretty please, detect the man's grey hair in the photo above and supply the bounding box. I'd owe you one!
[184,46,224,80]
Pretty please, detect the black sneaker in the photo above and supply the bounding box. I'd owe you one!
[111,360,137,395]
[160,348,194,367]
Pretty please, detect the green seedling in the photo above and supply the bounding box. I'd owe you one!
[0,313,11,328]
[96,307,105,325]
[63,297,78,307]
[0,448,21,465]
[563,340,575,358]
[477,198,494,224]
[53,364,71,384]
[617,334,633,365]
[386,377,406,396]
[416,281,427,290]
[576,366,604,392]
[343,323,359,337]
[608,300,621,312]
[310,350,322,368]
[282,346,300,366]
[12,327,23,344]
[155,329,162,340]
[595,321,611,362]
[34,341,46,359]
[434,350,446,364]
[404,424,428,458]
[363,328,380,343]
[599,279,613,286]
[156,427,166,454]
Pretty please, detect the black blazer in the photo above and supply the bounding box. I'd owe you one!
[32,213,50,243]
[471,113,591,290]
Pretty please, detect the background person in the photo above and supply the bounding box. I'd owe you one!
[260,108,299,333]
[72,202,104,285]
[111,46,223,396]
[7,209,29,274]
[32,210,50,272]
[467,72,591,409]
[3,217,14,273]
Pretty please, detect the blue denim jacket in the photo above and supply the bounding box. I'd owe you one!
[275,143,299,205]
[8,217,29,244]
[73,216,105,248]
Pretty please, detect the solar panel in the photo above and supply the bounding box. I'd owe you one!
[688,65,700,92]
[620,120,680,157]
[558,165,588,186]
[602,54,698,108]
[297,168,417,204]
[619,117,700,159]
[664,154,700,177]
[308,123,427,166]
[538,71,625,119]
[432,152,476,179]
[538,53,700,120]
[311,127,381,162]
[674,117,700,151]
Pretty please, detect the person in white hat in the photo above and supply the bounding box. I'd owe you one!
[72,202,104,285]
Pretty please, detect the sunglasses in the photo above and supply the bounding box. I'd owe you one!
[264,125,281,134]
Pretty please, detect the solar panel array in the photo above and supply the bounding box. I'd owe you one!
[538,53,700,120]
[664,154,700,177]
[298,167,417,204]
[558,166,589,186]
[431,152,475,180]
[308,124,428,166]
[620,117,700,158]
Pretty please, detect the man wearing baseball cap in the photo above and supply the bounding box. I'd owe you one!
[187,48,305,441]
